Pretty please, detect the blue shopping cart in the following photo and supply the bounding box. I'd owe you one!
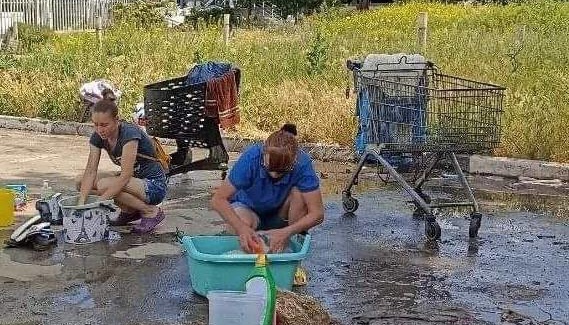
[343,54,505,240]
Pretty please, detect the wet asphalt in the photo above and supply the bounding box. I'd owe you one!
[1,182,568,325]
[302,186,569,324]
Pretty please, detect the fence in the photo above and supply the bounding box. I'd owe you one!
[182,0,280,20]
[0,0,133,35]
[255,2,279,19]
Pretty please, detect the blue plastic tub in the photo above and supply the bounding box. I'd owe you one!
[181,234,311,297]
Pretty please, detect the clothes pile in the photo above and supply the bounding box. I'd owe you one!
[4,215,57,251]
[4,194,62,251]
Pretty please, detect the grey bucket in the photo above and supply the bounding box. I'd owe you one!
[58,195,118,244]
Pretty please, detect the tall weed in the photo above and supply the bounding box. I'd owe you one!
[1,0,568,161]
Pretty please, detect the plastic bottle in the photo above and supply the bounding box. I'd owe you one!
[40,180,53,200]
[245,254,277,325]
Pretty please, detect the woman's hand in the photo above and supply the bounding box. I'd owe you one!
[79,145,102,205]
[259,228,292,253]
[237,226,263,254]
[77,195,86,206]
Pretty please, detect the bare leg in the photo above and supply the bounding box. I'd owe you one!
[96,177,158,218]
[278,187,308,225]
[114,192,157,218]
[224,207,259,234]
[75,172,118,192]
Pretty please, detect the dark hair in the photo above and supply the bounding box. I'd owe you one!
[280,123,297,136]
[92,99,119,118]
[101,88,117,101]
[263,130,298,172]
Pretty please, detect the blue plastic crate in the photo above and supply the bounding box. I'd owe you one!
[181,234,311,297]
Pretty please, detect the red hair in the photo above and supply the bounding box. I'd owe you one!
[263,130,298,172]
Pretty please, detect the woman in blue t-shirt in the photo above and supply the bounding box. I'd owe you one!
[77,99,167,234]
[211,127,325,253]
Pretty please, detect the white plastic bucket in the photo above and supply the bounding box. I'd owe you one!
[207,290,264,325]
[59,195,118,244]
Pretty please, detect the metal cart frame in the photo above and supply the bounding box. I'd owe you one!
[342,55,506,240]
[143,75,236,178]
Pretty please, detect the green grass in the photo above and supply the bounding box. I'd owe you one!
[1,1,568,162]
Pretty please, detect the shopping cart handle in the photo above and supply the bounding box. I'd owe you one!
[346,59,362,71]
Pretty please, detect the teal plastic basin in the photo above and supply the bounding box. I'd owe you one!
[181,234,311,297]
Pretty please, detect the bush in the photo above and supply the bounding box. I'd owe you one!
[306,31,328,75]
[17,23,54,52]
[0,92,22,116]
[112,0,170,29]
[1,1,569,162]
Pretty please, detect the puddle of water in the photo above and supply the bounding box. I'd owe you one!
[53,284,95,309]
[1,164,568,325]
[300,185,569,324]
[112,242,182,260]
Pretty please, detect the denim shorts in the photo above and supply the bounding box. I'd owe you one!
[230,201,288,231]
[144,177,167,205]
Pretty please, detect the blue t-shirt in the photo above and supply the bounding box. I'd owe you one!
[228,143,320,216]
[89,122,165,180]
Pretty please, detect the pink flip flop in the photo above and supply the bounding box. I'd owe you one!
[132,208,165,234]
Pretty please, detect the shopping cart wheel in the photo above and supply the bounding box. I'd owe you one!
[416,189,431,204]
[469,212,482,238]
[425,219,441,241]
[412,208,426,219]
[342,196,359,213]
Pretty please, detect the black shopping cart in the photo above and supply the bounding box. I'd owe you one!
[143,65,240,178]
[342,54,505,240]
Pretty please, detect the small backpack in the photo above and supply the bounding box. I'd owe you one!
[137,136,171,174]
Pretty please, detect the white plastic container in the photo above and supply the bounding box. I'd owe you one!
[207,290,264,325]
[59,195,118,244]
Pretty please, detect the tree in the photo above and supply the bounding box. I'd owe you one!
[356,0,370,10]
[235,0,326,19]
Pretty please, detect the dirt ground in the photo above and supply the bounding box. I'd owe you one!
[1,129,568,325]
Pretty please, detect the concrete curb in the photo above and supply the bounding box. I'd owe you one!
[2,115,568,180]
[0,115,94,137]
[0,115,356,163]
[466,155,569,182]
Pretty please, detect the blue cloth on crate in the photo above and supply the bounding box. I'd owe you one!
[354,88,370,158]
[185,62,232,85]
[354,88,413,170]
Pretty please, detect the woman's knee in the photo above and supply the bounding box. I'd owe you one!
[234,208,259,229]
[96,177,113,193]
[284,187,308,221]
[224,212,258,234]
[288,187,303,200]
[288,187,307,209]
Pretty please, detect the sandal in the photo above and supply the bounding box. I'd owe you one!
[109,211,142,226]
[132,208,165,234]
